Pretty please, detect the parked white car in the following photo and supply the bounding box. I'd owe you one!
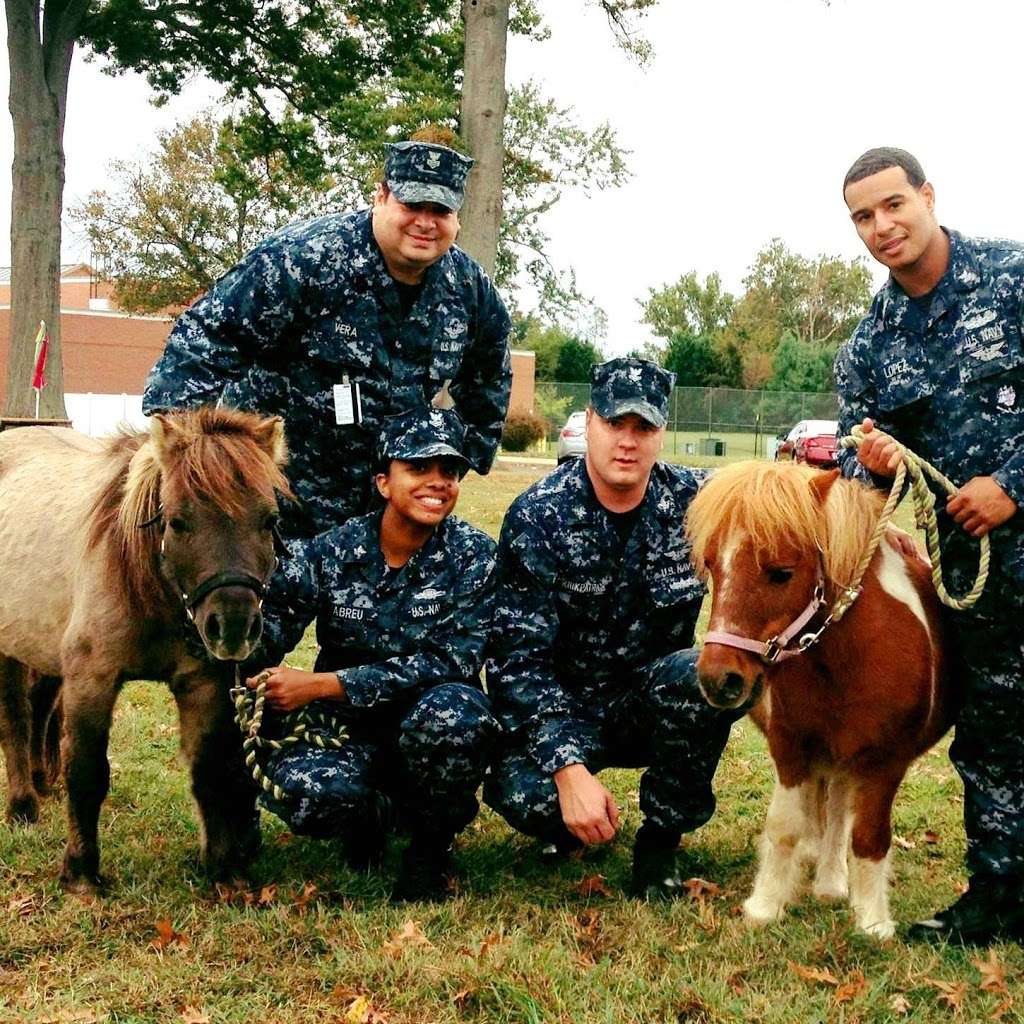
[555,410,587,464]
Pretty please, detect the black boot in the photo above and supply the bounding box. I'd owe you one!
[631,821,684,899]
[342,792,392,872]
[540,832,584,861]
[391,834,457,903]
[907,874,1024,944]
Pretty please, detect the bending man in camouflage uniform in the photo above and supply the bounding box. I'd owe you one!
[485,358,744,897]
[837,147,1024,943]
[245,407,500,901]
[144,140,511,539]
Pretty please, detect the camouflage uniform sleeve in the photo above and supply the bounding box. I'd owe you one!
[834,330,897,490]
[251,536,322,669]
[486,514,589,774]
[142,237,307,412]
[992,291,1024,506]
[448,270,512,474]
[340,537,497,709]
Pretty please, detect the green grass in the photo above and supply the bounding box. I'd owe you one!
[2,467,1021,1024]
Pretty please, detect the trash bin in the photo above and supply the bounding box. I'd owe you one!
[700,438,726,457]
[683,442,697,455]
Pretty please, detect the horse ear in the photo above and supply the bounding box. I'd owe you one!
[254,416,288,466]
[809,468,841,506]
[147,413,184,463]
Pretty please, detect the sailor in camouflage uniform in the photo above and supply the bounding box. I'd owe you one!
[144,140,512,538]
[245,407,500,900]
[485,358,743,897]
[837,148,1024,943]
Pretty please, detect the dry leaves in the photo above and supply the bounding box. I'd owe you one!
[150,918,189,952]
[179,1008,211,1024]
[974,950,1008,994]
[788,961,840,987]
[683,877,721,900]
[576,873,612,898]
[8,893,37,919]
[923,830,941,845]
[382,919,432,958]
[834,970,866,1004]
[293,882,319,914]
[37,1013,101,1023]
[343,995,388,1023]
[925,978,967,1012]
[890,993,912,1015]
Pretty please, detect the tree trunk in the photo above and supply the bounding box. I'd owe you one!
[5,0,87,418]
[458,0,509,278]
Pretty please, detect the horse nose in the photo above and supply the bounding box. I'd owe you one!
[719,671,747,705]
[197,590,263,660]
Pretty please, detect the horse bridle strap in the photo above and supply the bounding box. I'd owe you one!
[703,568,858,664]
[181,571,268,614]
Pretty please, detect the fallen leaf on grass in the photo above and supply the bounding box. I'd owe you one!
[37,1013,100,1023]
[926,978,967,1011]
[8,893,37,918]
[834,970,866,1004]
[179,1008,211,1024]
[890,994,912,1015]
[293,882,318,913]
[725,966,747,995]
[683,877,721,900]
[973,950,1008,994]
[989,997,1014,1022]
[150,918,190,952]
[788,961,840,987]
[257,884,278,906]
[345,996,372,1023]
[923,830,941,845]
[273,831,294,845]
[382,919,432,958]
[893,834,916,849]
[577,873,612,898]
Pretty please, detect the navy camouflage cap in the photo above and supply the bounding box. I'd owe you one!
[378,406,471,472]
[590,357,675,428]
[384,141,475,211]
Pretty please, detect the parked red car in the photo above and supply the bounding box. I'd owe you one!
[775,419,839,468]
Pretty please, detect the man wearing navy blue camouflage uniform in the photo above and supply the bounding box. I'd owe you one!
[837,147,1024,943]
[144,140,512,538]
[246,407,499,900]
[485,358,743,897]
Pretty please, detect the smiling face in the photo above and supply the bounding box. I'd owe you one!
[844,165,947,292]
[371,185,460,283]
[376,457,461,532]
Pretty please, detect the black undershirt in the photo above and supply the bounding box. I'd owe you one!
[394,279,424,318]
[582,467,642,553]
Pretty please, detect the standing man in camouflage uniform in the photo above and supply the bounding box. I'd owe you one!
[144,140,512,539]
[246,407,500,901]
[837,147,1024,942]
[485,358,744,897]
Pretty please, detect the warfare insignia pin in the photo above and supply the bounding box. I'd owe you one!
[997,384,1016,409]
[629,367,643,383]
[426,151,441,170]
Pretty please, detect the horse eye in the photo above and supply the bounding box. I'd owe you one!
[168,517,191,534]
[263,513,280,531]
[766,567,794,585]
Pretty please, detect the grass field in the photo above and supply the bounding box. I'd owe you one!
[2,465,1021,1024]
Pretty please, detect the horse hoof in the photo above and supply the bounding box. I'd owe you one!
[59,872,103,898]
[743,896,785,926]
[6,794,39,824]
[860,918,896,941]
[812,879,849,901]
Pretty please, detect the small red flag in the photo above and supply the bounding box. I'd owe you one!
[31,321,48,392]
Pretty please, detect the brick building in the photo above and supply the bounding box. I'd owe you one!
[0,265,535,434]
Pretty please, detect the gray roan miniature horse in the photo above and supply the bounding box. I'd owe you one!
[0,408,290,893]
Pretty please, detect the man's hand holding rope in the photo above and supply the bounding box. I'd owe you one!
[856,418,1017,537]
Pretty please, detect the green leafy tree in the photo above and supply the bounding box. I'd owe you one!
[71,114,336,314]
[555,336,603,382]
[639,271,735,341]
[766,331,838,393]
[662,333,720,388]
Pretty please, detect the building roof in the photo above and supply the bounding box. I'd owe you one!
[0,264,96,284]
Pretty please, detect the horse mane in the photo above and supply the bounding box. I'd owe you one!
[87,407,292,606]
[686,461,885,590]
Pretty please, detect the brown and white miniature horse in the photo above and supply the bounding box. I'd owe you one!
[0,408,289,893]
[686,461,954,939]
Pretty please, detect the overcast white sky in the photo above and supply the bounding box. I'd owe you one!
[3,0,1024,355]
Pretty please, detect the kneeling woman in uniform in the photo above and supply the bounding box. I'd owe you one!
[246,407,499,901]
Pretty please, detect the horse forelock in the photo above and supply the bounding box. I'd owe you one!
[151,407,292,518]
[686,461,883,589]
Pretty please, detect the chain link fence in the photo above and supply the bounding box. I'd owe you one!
[535,382,840,461]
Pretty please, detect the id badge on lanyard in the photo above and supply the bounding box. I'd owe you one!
[333,374,362,425]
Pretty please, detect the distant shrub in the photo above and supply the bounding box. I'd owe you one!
[501,413,548,452]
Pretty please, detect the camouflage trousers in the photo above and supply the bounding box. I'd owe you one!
[260,683,500,841]
[944,565,1024,879]
[484,649,743,842]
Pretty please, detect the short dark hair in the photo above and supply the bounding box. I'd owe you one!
[843,147,926,194]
